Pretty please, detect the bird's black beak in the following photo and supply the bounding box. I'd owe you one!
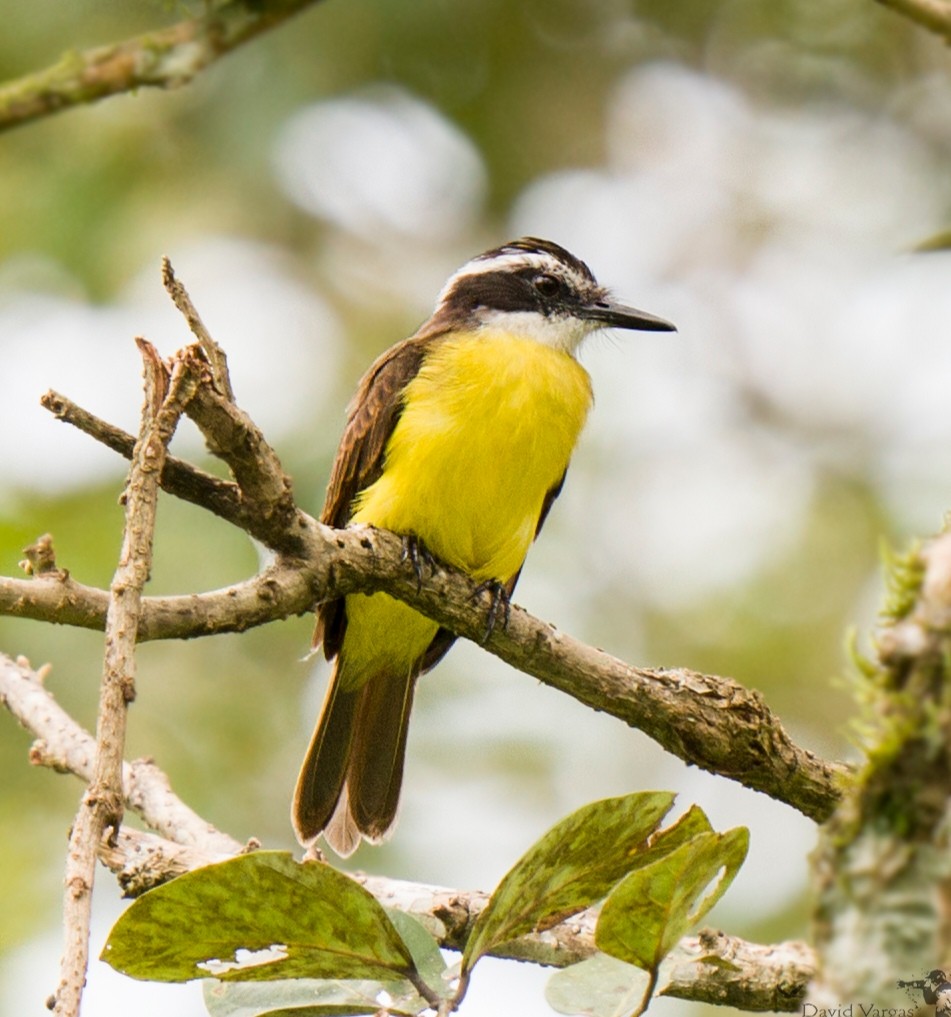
[583,298,676,333]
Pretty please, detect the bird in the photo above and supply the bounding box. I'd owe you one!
[293,237,675,856]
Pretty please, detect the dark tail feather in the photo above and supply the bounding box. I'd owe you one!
[292,665,359,846]
[348,668,417,841]
[292,662,417,856]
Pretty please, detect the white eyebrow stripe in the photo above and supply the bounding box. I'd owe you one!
[435,254,591,306]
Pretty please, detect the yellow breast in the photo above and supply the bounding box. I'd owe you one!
[351,329,593,583]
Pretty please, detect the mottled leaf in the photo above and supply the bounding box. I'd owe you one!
[461,792,675,974]
[102,851,415,984]
[596,827,749,972]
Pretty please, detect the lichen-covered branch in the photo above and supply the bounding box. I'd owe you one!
[874,0,951,42]
[808,532,951,1008]
[0,0,325,134]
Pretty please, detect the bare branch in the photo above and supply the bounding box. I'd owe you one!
[0,0,326,135]
[162,257,234,401]
[0,562,314,639]
[52,344,197,1017]
[874,0,951,42]
[1,516,849,821]
[183,368,301,549]
[2,652,244,853]
[307,524,852,824]
[40,390,263,539]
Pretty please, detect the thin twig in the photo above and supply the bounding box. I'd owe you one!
[874,0,951,42]
[39,390,270,543]
[162,257,234,401]
[183,364,300,546]
[1,652,244,854]
[51,344,198,1017]
[0,0,326,134]
[41,385,306,554]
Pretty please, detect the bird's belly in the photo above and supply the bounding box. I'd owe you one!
[339,332,592,685]
[350,331,593,582]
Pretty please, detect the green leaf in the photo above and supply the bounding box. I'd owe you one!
[384,909,448,995]
[546,954,651,1017]
[627,804,713,869]
[203,976,427,1017]
[101,851,416,985]
[461,792,676,975]
[595,827,749,973]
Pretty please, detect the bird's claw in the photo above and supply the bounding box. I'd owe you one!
[401,534,438,592]
[471,579,511,643]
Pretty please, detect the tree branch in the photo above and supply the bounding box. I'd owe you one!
[51,343,198,1017]
[2,652,243,855]
[7,262,850,833]
[40,390,249,535]
[0,561,314,639]
[874,0,951,42]
[2,515,849,822]
[0,0,326,135]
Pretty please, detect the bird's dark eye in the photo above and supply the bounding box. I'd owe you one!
[533,274,561,299]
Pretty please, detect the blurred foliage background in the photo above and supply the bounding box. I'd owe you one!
[2,0,951,1013]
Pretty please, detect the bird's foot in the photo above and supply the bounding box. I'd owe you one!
[470,579,511,644]
[401,534,438,592]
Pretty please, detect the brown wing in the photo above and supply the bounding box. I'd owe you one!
[535,470,566,540]
[321,338,431,529]
[316,336,431,660]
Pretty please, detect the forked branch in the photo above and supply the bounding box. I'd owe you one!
[50,341,199,1017]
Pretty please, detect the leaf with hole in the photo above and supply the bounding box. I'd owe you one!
[595,825,749,1012]
[102,851,417,985]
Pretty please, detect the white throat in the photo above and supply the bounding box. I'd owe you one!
[474,308,595,355]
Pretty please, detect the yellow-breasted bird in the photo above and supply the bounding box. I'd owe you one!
[293,237,675,855]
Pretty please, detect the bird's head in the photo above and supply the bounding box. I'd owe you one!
[424,237,675,353]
